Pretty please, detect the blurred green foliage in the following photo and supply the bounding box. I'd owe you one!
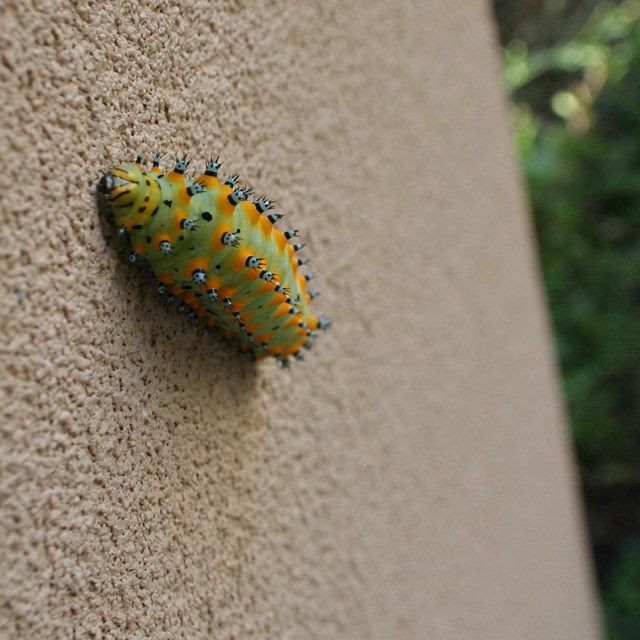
[496,1,640,637]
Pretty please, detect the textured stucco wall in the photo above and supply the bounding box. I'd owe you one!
[1,1,601,638]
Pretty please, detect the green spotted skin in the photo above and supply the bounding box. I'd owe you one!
[98,155,329,363]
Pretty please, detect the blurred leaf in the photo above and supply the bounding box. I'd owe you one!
[498,2,640,638]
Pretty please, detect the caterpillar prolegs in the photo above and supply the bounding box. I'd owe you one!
[98,154,330,365]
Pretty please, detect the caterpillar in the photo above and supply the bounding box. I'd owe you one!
[98,154,330,365]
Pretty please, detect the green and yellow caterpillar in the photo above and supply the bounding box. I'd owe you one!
[98,154,330,365]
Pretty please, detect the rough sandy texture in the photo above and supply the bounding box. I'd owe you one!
[0,1,601,638]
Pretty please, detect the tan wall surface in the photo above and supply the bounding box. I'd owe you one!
[1,0,601,638]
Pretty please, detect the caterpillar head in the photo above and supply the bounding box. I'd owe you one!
[98,166,140,206]
[98,164,161,228]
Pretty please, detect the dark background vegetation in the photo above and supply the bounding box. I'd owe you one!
[493,1,640,637]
